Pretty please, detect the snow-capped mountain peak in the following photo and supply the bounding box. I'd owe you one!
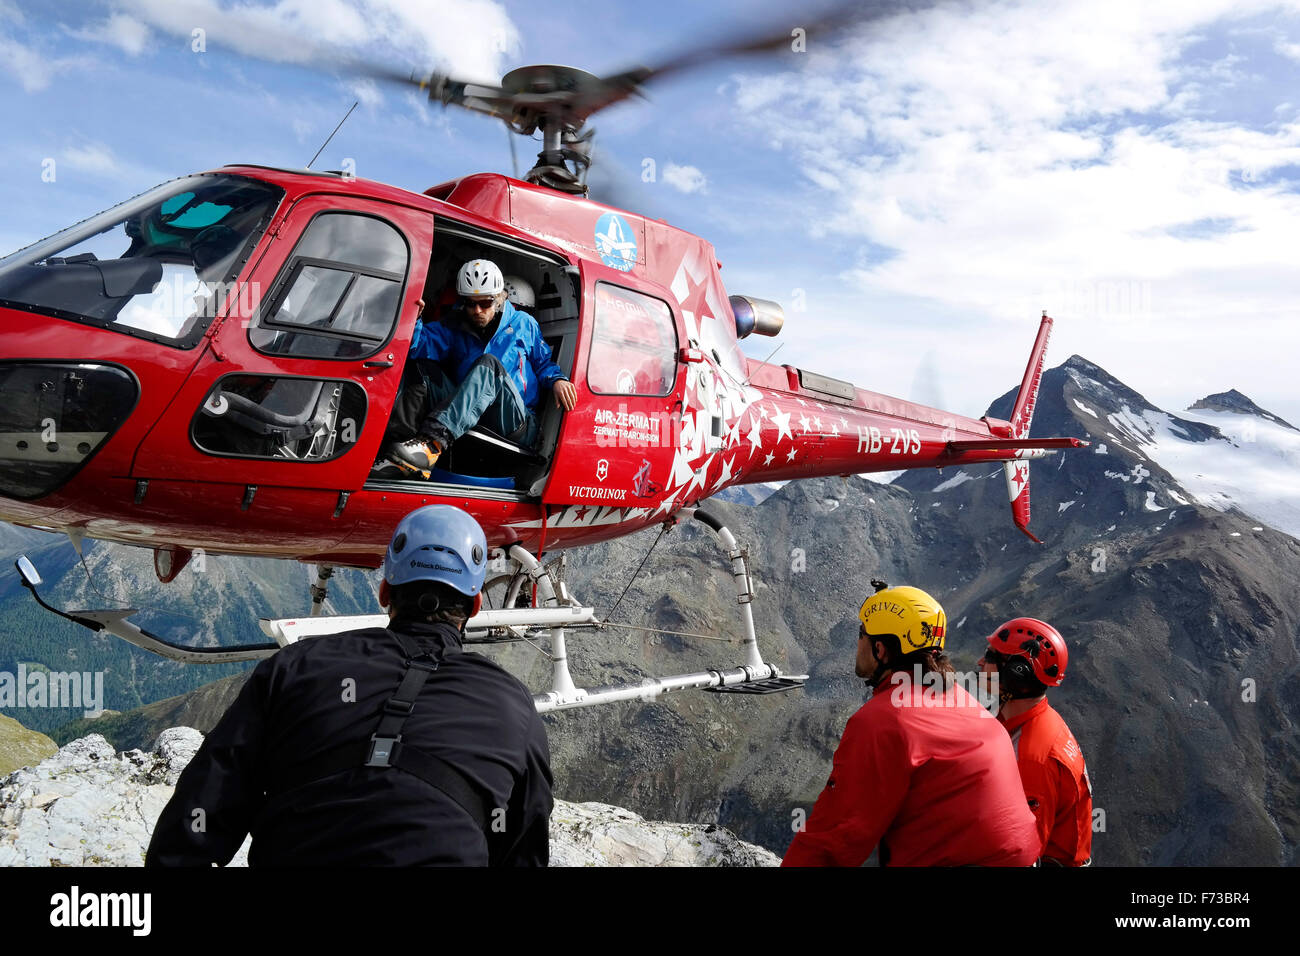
[1056,359,1299,539]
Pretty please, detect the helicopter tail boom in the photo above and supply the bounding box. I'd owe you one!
[719,314,1080,543]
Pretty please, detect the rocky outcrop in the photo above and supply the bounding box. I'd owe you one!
[0,732,775,867]
[551,802,778,866]
[0,729,240,867]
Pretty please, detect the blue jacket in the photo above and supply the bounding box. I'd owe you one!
[409,300,565,410]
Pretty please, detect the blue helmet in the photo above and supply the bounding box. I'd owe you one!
[383,505,488,597]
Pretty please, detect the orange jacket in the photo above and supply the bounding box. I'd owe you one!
[999,698,1093,866]
[782,678,1039,867]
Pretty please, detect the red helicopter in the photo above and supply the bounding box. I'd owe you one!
[1,31,1084,710]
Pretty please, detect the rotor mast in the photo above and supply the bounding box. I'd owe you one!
[409,64,607,195]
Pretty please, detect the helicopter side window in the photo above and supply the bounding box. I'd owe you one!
[0,175,283,348]
[587,282,678,397]
[192,374,366,461]
[249,213,408,360]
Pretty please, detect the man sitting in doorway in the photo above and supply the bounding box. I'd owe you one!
[385,259,577,479]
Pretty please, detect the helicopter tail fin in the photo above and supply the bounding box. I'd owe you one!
[1003,314,1053,543]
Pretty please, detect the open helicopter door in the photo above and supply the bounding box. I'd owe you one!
[130,193,433,556]
[540,260,684,525]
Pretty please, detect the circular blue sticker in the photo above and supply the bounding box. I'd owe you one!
[594,212,636,272]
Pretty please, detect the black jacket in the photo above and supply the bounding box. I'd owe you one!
[145,619,552,866]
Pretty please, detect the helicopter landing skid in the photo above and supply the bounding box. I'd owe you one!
[519,507,807,712]
[11,509,805,711]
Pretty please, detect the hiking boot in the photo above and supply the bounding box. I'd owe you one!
[386,438,441,479]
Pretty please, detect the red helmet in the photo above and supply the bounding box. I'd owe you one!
[985,618,1068,687]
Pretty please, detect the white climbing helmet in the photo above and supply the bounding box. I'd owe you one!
[502,275,535,309]
[457,259,504,297]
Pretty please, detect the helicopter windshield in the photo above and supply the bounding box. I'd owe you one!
[0,174,282,346]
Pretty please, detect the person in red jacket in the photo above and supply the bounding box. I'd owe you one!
[979,618,1093,866]
[782,583,1039,867]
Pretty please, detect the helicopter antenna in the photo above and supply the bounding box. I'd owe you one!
[742,340,785,386]
[306,101,358,170]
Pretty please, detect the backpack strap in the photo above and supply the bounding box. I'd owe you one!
[268,628,492,831]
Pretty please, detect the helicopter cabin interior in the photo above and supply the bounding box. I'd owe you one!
[367,216,581,497]
[178,201,581,500]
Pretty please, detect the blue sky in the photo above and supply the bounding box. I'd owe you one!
[2,0,1299,426]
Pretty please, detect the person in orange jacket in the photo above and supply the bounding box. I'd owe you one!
[782,583,1039,867]
[979,618,1093,866]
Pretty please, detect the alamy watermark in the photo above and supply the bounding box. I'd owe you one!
[49,886,150,936]
[1047,279,1153,320]
[0,665,105,717]
[886,664,999,712]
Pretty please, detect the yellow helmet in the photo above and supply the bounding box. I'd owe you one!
[859,585,947,653]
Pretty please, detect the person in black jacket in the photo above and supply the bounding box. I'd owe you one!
[145,505,553,866]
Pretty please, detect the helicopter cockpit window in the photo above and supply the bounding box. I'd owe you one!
[249,213,408,360]
[0,175,282,348]
[587,282,678,397]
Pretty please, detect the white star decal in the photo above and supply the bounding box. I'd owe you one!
[786,448,798,462]
[796,398,807,407]
[830,423,840,437]
[717,456,735,486]
[798,413,811,433]
[763,451,775,465]
[840,417,849,428]
[759,405,769,419]
[1009,462,1028,495]
[813,416,823,432]
[772,409,793,442]
[747,417,764,454]
[815,401,826,411]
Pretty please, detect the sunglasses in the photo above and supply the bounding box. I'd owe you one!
[462,296,497,311]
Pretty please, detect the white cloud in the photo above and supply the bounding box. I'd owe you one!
[62,143,121,176]
[345,77,383,111]
[1276,37,1300,60]
[0,29,89,92]
[117,0,520,84]
[663,162,707,193]
[716,0,1300,426]
[73,12,151,55]
[730,1,1300,310]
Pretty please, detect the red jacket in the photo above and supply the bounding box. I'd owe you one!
[999,698,1093,866]
[782,677,1039,866]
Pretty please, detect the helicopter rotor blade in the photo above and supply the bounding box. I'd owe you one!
[351,63,521,122]
[586,0,921,114]
[345,0,924,129]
